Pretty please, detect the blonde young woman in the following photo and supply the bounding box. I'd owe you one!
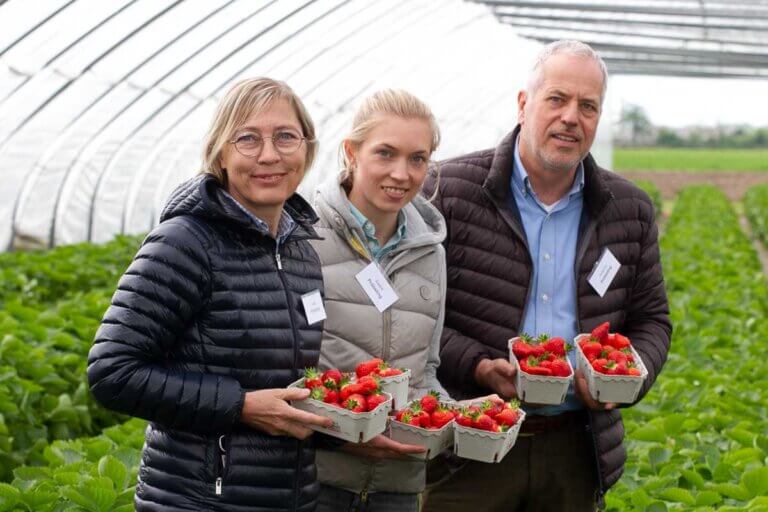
[310,89,449,511]
[88,78,334,511]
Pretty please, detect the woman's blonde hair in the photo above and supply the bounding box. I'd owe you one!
[201,77,317,186]
[339,89,440,189]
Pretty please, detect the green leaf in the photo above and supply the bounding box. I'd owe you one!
[98,456,128,491]
[658,487,696,505]
[681,469,706,489]
[633,425,667,444]
[728,428,755,447]
[645,501,668,512]
[0,483,20,508]
[694,490,722,506]
[711,482,751,501]
[631,488,653,509]
[62,485,116,512]
[662,414,686,437]
[742,467,768,497]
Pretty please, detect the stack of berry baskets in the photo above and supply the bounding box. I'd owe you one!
[288,367,392,443]
[575,322,648,404]
[355,357,410,410]
[388,392,457,460]
[452,399,526,463]
[508,334,574,405]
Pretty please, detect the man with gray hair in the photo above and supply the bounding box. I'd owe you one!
[421,40,671,510]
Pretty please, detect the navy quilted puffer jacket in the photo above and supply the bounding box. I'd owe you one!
[88,174,325,511]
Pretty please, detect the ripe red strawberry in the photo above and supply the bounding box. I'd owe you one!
[356,375,380,395]
[303,367,323,389]
[548,358,572,377]
[520,356,553,376]
[495,408,519,427]
[341,393,367,413]
[420,391,440,414]
[398,411,421,426]
[610,333,631,350]
[591,358,609,373]
[607,350,628,366]
[365,392,388,411]
[395,406,410,422]
[473,413,497,432]
[324,388,339,404]
[356,358,384,378]
[455,409,475,427]
[580,340,603,361]
[538,334,568,358]
[590,322,610,343]
[409,403,432,428]
[321,369,342,389]
[377,366,403,378]
[480,399,502,418]
[627,364,642,376]
[430,406,455,429]
[339,380,363,401]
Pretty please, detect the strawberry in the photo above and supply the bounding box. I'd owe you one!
[520,356,553,376]
[539,334,568,357]
[377,366,403,378]
[339,380,363,401]
[342,393,367,413]
[480,399,502,418]
[473,413,498,432]
[309,386,327,402]
[627,364,642,376]
[590,322,610,343]
[356,375,380,395]
[495,408,519,427]
[607,350,628,366]
[430,405,455,429]
[591,358,609,373]
[356,358,384,378]
[321,369,342,389]
[420,391,440,414]
[398,411,421,427]
[548,358,572,377]
[580,340,603,361]
[303,367,323,389]
[455,409,475,428]
[324,388,339,404]
[409,402,432,428]
[512,334,536,359]
[610,333,631,350]
[365,392,388,411]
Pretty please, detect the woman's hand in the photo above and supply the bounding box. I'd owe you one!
[240,388,334,440]
[340,434,426,460]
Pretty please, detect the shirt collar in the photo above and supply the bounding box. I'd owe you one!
[221,190,296,241]
[512,135,585,201]
[347,200,407,244]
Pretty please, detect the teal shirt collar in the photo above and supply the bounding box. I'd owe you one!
[347,201,407,261]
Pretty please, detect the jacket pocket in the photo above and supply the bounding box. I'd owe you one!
[213,434,231,496]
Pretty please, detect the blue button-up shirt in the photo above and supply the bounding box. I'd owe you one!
[348,201,407,261]
[221,190,297,246]
[510,136,585,416]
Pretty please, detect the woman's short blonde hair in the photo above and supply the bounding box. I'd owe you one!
[201,77,317,186]
[340,89,440,188]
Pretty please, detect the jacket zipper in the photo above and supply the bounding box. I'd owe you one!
[215,434,228,496]
[273,240,305,511]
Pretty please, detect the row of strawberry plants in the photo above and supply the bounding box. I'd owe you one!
[0,235,141,306]
[0,290,127,480]
[744,184,768,247]
[632,179,663,218]
[606,186,768,511]
[0,418,146,512]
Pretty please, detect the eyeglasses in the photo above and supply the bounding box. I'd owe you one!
[229,130,313,157]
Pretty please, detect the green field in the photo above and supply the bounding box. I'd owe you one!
[614,148,768,172]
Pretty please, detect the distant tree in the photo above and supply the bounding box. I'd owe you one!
[619,104,653,145]
[656,128,684,147]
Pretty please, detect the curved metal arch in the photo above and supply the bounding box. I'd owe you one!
[0,0,76,57]
[0,0,139,106]
[83,0,339,242]
[7,0,227,249]
[120,0,386,234]
[41,0,282,247]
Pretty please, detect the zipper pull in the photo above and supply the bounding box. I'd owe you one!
[275,249,283,270]
[215,477,222,495]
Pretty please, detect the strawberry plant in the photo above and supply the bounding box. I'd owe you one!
[745,183,768,247]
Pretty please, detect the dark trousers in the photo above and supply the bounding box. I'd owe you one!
[315,484,419,512]
[422,417,598,512]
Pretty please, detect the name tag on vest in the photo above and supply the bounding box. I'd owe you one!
[588,248,620,298]
[355,261,399,312]
[301,289,327,325]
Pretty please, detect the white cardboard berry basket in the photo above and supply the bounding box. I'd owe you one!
[453,409,526,463]
[574,334,648,404]
[378,369,410,411]
[387,402,455,460]
[287,378,391,443]
[508,337,573,405]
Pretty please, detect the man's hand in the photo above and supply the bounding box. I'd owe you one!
[473,358,517,399]
[240,388,334,439]
[574,369,616,410]
[340,434,426,460]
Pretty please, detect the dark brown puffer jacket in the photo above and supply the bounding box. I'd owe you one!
[422,127,671,501]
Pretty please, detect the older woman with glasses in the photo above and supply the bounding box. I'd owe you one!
[88,77,334,512]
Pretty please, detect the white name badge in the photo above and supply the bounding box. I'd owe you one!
[301,289,327,325]
[355,261,399,312]
[588,248,621,298]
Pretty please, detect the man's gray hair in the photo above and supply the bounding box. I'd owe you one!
[526,40,608,102]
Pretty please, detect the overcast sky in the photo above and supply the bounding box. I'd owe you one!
[608,75,767,129]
